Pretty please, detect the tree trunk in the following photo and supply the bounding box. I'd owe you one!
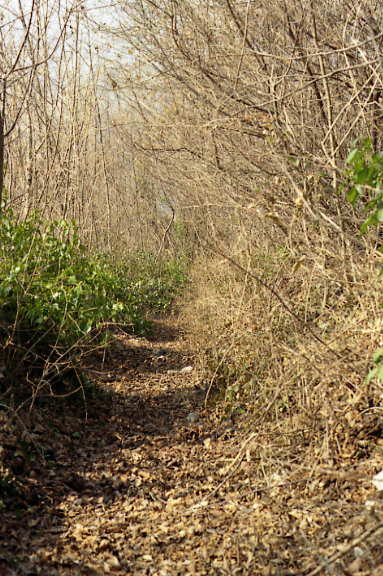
[0,79,5,212]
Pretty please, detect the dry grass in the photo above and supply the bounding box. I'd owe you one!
[180,230,383,469]
[174,228,383,572]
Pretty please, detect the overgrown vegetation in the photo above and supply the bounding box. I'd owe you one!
[0,207,186,402]
[105,0,383,442]
[0,206,186,511]
[345,138,383,385]
[2,0,383,572]
[346,139,383,233]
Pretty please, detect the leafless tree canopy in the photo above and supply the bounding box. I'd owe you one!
[1,0,382,253]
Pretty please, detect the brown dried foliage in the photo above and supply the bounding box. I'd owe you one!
[102,0,383,463]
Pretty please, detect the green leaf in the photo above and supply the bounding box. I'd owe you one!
[346,187,359,205]
[354,167,370,184]
[372,348,383,363]
[376,364,383,382]
[360,213,378,234]
[346,148,359,164]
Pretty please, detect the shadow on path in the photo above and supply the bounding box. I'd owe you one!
[0,320,208,575]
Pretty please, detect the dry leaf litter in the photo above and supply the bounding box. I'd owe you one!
[0,320,382,576]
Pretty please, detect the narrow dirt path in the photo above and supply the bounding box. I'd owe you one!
[1,320,382,575]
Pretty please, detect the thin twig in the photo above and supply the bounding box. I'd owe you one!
[201,238,345,362]
[306,522,383,576]
[0,77,5,209]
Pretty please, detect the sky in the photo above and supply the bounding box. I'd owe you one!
[0,0,125,77]
[0,0,119,46]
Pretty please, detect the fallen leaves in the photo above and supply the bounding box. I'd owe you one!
[1,321,383,575]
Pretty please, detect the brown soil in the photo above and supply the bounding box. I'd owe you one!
[1,320,382,576]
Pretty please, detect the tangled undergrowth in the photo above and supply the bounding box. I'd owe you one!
[181,238,382,466]
[0,208,186,514]
[3,1,383,572]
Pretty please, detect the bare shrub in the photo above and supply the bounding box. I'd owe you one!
[98,0,383,465]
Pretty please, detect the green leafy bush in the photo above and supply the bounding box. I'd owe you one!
[120,252,187,314]
[345,139,383,384]
[346,138,383,233]
[0,211,137,344]
[0,209,186,371]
